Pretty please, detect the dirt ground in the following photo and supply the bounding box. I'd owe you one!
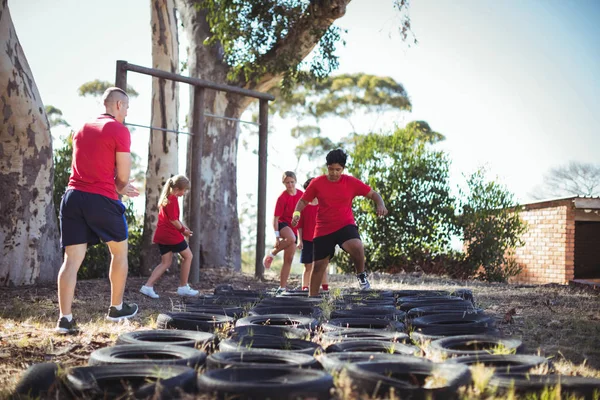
[1,267,599,397]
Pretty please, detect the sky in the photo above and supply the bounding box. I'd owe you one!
[8,0,600,239]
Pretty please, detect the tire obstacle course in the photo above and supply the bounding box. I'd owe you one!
[14,285,600,399]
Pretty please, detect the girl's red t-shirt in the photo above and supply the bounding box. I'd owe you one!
[274,189,304,235]
[302,175,371,238]
[298,203,318,241]
[153,195,185,245]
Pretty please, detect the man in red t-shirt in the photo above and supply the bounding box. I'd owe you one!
[292,149,388,296]
[56,87,140,334]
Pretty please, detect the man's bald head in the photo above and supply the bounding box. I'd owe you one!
[103,87,129,123]
[102,87,128,106]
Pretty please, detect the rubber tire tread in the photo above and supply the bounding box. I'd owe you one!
[116,329,215,348]
[156,312,234,332]
[206,350,321,370]
[88,344,207,368]
[219,335,321,356]
[197,367,333,400]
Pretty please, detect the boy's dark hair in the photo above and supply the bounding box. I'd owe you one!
[326,149,347,167]
[303,177,314,190]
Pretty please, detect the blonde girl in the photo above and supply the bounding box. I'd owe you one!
[140,175,198,298]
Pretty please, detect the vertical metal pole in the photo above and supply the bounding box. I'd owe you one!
[255,99,269,280]
[189,87,205,283]
[115,60,128,92]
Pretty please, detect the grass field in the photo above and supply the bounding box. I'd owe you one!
[1,267,599,399]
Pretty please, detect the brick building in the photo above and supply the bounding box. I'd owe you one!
[511,197,600,284]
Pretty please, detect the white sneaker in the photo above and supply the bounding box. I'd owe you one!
[177,284,199,297]
[140,285,159,299]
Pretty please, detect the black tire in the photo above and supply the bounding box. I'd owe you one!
[410,313,494,335]
[66,364,197,398]
[325,340,420,356]
[197,367,333,400]
[14,362,61,399]
[393,290,449,298]
[116,329,215,349]
[156,312,234,332]
[445,354,548,374]
[331,308,406,321]
[428,335,523,357]
[173,304,246,318]
[319,352,414,373]
[407,306,484,319]
[489,373,600,397]
[185,295,260,306]
[321,329,410,344]
[411,328,500,343]
[399,299,472,312]
[322,318,405,332]
[449,288,474,304]
[260,296,323,306]
[219,335,322,356]
[231,324,311,340]
[249,305,320,317]
[206,350,321,370]
[346,359,471,399]
[88,344,207,368]
[235,314,319,337]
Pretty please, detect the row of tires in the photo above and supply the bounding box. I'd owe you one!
[14,286,600,399]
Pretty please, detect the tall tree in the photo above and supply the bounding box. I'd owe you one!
[140,0,180,275]
[533,161,600,199]
[0,2,61,285]
[173,0,412,269]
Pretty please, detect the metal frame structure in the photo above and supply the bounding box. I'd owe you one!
[115,60,274,281]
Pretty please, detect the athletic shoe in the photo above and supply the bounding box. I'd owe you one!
[177,284,199,297]
[263,253,274,269]
[357,272,371,291]
[140,285,159,299]
[55,317,79,335]
[275,287,286,296]
[107,303,139,322]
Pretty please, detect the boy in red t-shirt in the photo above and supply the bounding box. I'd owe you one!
[297,178,328,292]
[140,175,199,298]
[292,149,388,296]
[263,171,303,294]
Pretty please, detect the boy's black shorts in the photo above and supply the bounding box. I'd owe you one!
[300,240,314,264]
[313,225,361,262]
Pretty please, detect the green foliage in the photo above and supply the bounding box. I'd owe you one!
[52,136,143,279]
[458,168,527,282]
[45,105,70,128]
[78,79,139,98]
[198,0,343,90]
[336,125,456,273]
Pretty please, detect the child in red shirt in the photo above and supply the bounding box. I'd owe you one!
[263,171,303,294]
[297,178,329,292]
[140,175,199,298]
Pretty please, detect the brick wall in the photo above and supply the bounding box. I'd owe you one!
[510,200,574,284]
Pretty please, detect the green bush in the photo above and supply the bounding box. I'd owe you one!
[458,168,526,282]
[53,135,143,278]
[336,125,457,273]
[332,127,526,283]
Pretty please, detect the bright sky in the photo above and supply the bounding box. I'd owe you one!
[9,0,600,225]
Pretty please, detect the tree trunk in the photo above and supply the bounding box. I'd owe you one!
[177,1,243,270]
[140,0,180,275]
[0,2,61,286]
[175,0,350,271]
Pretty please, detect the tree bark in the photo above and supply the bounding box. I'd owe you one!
[0,1,61,286]
[175,0,350,270]
[140,0,180,275]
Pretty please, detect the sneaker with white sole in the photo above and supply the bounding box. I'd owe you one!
[107,302,138,322]
[140,285,159,299]
[177,284,199,297]
[357,272,371,291]
[55,317,79,335]
[275,287,286,296]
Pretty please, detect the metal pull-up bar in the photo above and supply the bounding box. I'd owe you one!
[115,60,273,282]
